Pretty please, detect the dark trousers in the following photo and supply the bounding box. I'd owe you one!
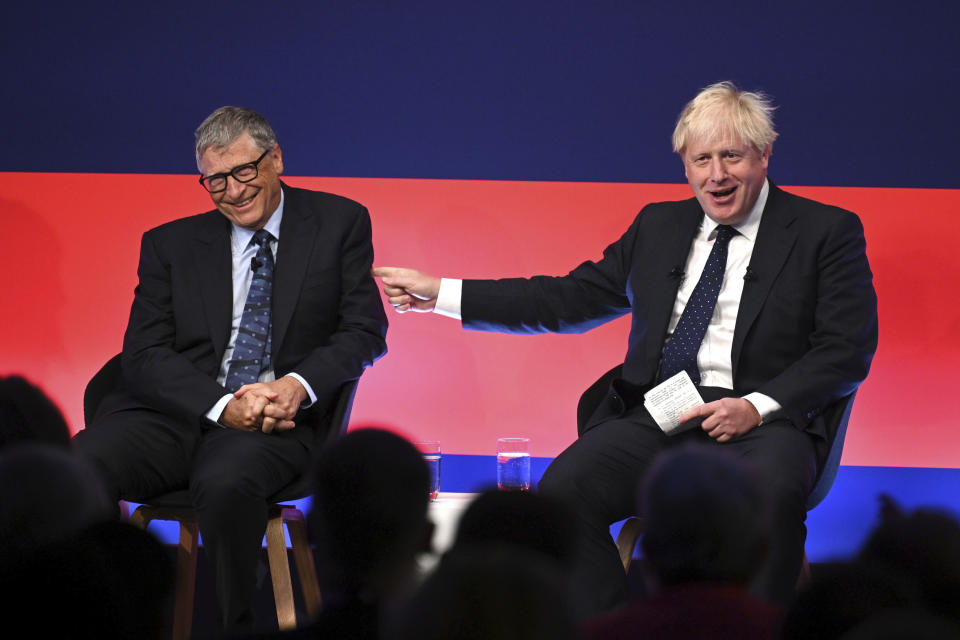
[538,390,817,619]
[73,408,312,630]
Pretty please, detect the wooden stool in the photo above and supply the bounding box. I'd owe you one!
[129,491,321,640]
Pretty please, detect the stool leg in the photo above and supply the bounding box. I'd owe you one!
[172,521,199,640]
[266,514,297,630]
[285,509,322,619]
[615,517,645,573]
[128,506,150,530]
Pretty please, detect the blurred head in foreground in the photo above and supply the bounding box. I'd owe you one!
[309,427,432,604]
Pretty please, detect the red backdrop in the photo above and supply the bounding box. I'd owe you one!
[2,172,954,468]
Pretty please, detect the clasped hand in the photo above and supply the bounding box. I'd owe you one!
[220,376,307,433]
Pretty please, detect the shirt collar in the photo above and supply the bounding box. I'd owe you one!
[231,189,285,252]
[700,178,768,242]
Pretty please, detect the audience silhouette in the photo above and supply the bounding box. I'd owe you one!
[0,375,72,450]
[583,445,783,639]
[785,495,960,639]
[451,488,578,570]
[247,426,433,639]
[6,375,960,640]
[391,546,577,640]
[0,378,173,639]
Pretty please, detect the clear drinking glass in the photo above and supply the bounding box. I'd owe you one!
[416,440,441,500]
[497,437,531,491]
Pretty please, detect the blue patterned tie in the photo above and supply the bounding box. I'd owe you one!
[659,225,735,385]
[225,229,275,392]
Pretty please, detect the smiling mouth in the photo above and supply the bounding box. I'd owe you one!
[709,186,737,199]
[229,193,257,208]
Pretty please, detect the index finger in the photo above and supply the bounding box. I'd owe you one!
[678,402,711,423]
[235,384,279,401]
[371,266,417,286]
[371,266,404,279]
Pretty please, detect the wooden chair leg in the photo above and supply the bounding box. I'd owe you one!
[285,509,322,619]
[266,513,297,630]
[128,511,146,529]
[171,521,199,640]
[615,517,645,573]
[130,507,199,640]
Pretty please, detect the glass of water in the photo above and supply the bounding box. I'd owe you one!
[497,437,531,491]
[416,440,441,500]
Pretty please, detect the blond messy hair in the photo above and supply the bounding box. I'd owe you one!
[672,81,778,154]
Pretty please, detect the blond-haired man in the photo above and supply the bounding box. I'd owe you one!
[374,82,878,616]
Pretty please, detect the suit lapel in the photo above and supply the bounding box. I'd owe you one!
[732,183,798,375]
[272,184,316,356]
[193,212,233,361]
[643,201,702,367]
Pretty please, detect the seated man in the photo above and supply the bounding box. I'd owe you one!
[373,81,878,616]
[75,106,388,630]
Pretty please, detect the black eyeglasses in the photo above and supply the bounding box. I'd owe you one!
[198,148,271,193]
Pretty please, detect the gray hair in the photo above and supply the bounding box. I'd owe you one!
[194,106,278,170]
[672,81,778,155]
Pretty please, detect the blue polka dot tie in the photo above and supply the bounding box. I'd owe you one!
[225,229,275,392]
[659,225,735,385]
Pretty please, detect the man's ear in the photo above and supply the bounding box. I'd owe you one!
[272,144,284,176]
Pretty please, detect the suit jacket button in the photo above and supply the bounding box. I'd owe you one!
[609,393,624,412]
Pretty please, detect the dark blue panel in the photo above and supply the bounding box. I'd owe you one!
[805,465,960,561]
[3,2,958,187]
[437,454,552,493]
[132,463,960,556]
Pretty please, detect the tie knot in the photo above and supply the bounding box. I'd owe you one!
[715,225,735,244]
[252,229,273,248]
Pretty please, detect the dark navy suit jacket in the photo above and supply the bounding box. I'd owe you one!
[99,183,388,444]
[462,182,878,452]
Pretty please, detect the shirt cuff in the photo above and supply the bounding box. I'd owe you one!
[206,393,234,427]
[434,277,463,320]
[744,392,782,424]
[285,372,317,408]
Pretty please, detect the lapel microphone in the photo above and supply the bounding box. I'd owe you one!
[668,266,684,279]
[744,266,757,282]
[250,256,263,271]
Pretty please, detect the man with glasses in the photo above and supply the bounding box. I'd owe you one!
[75,106,388,631]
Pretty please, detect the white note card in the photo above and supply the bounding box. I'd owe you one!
[643,371,704,435]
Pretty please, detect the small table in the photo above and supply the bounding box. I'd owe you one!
[419,492,477,573]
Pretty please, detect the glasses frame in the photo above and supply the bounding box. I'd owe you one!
[198,147,272,193]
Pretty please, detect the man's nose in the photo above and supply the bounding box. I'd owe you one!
[709,158,728,182]
[225,175,246,198]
